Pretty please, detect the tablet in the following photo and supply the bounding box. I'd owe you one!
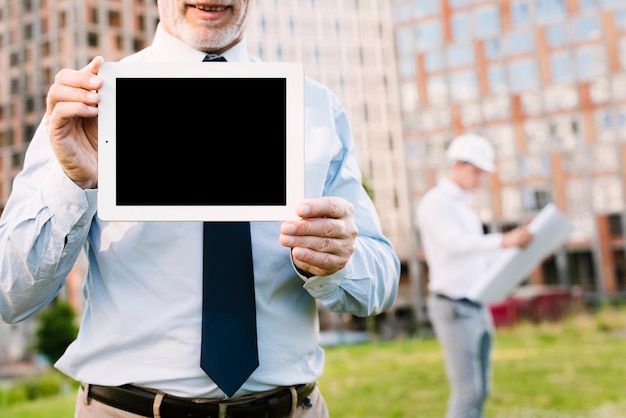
[97,61,305,221]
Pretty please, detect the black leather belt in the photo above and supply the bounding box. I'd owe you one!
[84,381,316,418]
[434,293,482,308]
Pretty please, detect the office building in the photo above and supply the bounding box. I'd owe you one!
[393,0,626,303]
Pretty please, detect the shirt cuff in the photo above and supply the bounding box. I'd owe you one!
[42,164,98,229]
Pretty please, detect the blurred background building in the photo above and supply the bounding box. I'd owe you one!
[1,0,626,361]
[394,0,626,310]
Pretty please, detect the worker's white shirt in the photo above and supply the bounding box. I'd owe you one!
[417,178,503,299]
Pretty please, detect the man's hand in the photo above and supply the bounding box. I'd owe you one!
[280,197,358,277]
[502,226,533,248]
[45,56,104,189]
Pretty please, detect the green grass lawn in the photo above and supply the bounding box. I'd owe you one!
[2,306,626,417]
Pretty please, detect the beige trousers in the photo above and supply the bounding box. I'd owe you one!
[74,384,330,418]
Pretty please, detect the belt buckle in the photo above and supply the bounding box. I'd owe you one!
[218,403,228,418]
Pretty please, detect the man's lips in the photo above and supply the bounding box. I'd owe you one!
[188,4,231,20]
[190,4,229,12]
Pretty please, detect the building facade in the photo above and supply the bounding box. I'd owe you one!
[393,0,626,306]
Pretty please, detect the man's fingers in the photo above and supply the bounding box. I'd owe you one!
[292,247,348,276]
[85,55,105,74]
[281,217,357,243]
[48,84,100,111]
[46,57,103,122]
[53,63,103,91]
[47,102,99,130]
[280,225,355,260]
[296,196,353,219]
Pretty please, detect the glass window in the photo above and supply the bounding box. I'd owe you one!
[424,51,445,72]
[499,159,521,182]
[594,109,615,141]
[572,16,601,42]
[590,77,610,103]
[449,71,479,102]
[550,51,574,83]
[600,0,623,10]
[338,74,345,95]
[578,0,598,10]
[534,0,567,23]
[411,0,440,18]
[426,75,450,105]
[400,81,419,114]
[260,15,266,34]
[449,0,469,8]
[508,58,539,92]
[519,156,551,178]
[420,108,452,131]
[451,12,471,41]
[484,38,502,59]
[611,74,626,99]
[24,23,33,40]
[395,27,413,55]
[446,44,474,67]
[108,11,122,27]
[484,125,516,157]
[474,5,501,39]
[487,64,508,93]
[618,105,626,135]
[614,9,626,32]
[288,16,295,35]
[576,45,606,80]
[524,119,550,152]
[550,115,580,149]
[511,0,532,27]
[544,85,579,111]
[593,175,623,213]
[415,20,443,51]
[502,186,523,220]
[87,32,99,47]
[406,140,419,160]
[483,96,511,121]
[594,106,626,142]
[522,187,552,211]
[460,102,483,126]
[276,43,283,61]
[546,24,569,47]
[393,1,410,21]
[620,38,626,70]
[504,31,535,55]
[398,56,417,77]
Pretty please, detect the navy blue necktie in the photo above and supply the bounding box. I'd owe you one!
[201,222,258,397]
[200,54,259,397]
[203,54,227,62]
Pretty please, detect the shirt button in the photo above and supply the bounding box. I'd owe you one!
[70,203,79,213]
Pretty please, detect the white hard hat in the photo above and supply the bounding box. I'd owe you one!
[445,133,495,172]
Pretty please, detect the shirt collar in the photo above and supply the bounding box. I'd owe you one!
[150,23,252,63]
[439,178,469,202]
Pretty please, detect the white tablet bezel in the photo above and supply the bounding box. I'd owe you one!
[97,61,304,222]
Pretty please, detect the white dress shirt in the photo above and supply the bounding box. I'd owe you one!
[0,24,400,398]
[417,178,502,299]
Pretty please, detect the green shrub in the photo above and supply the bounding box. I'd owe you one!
[0,384,29,408]
[33,298,78,364]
